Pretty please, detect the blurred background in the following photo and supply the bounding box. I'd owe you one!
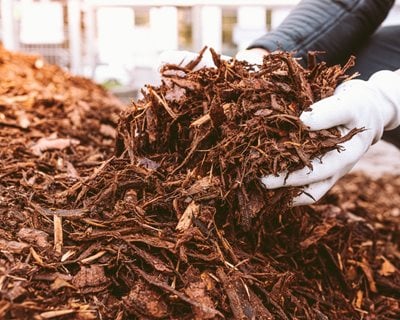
[1,0,400,101]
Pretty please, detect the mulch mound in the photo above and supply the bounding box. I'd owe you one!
[0,46,398,320]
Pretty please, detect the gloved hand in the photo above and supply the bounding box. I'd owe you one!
[262,70,400,206]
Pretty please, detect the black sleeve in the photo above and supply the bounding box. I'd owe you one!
[248,0,395,65]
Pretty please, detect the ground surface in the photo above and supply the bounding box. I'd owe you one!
[353,140,400,177]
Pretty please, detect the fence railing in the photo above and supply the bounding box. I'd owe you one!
[0,1,301,75]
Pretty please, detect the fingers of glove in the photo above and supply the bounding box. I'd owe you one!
[300,95,356,131]
[261,135,366,189]
[235,48,266,65]
[158,50,208,69]
[158,50,231,71]
[292,176,337,206]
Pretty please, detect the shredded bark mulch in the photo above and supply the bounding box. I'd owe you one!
[0,46,398,320]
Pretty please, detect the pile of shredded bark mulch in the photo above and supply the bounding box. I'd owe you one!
[0,45,124,318]
[1,47,399,319]
[0,43,125,225]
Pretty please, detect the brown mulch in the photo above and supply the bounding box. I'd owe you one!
[0,46,399,320]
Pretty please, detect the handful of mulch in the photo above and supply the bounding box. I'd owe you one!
[108,48,361,230]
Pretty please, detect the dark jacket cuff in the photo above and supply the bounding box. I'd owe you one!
[248,0,394,65]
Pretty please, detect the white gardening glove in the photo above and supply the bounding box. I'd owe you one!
[261,70,400,206]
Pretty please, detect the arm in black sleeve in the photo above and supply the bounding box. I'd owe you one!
[248,0,395,65]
